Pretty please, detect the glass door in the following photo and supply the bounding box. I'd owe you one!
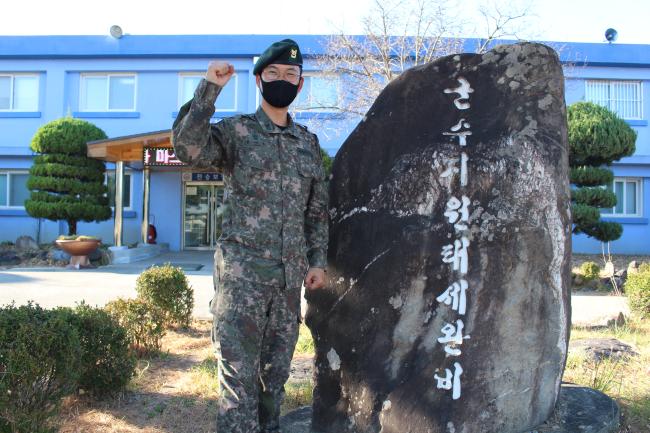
[183,183,223,249]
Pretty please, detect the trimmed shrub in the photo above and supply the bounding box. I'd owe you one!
[570,166,614,187]
[136,264,194,328]
[568,101,637,243]
[625,264,650,319]
[568,102,637,167]
[580,261,601,281]
[105,298,166,356]
[0,302,81,433]
[58,303,136,397]
[26,117,111,235]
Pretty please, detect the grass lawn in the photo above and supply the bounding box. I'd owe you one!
[565,319,650,432]
[58,320,649,432]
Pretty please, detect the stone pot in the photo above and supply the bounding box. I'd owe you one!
[55,239,101,269]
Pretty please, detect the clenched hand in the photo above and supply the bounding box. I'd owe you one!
[304,267,326,290]
[205,61,235,87]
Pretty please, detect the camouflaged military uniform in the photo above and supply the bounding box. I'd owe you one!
[172,78,328,433]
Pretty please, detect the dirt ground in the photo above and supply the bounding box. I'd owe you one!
[572,253,650,273]
[56,318,648,433]
[58,320,314,433]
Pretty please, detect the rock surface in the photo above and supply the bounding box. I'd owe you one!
[305,42,571,433]
[15,235,38,250]
[534,384,620,433]
[49,249,71,261]
[0,251,20,266]
[281,385,620,433]
[569,338,638,361]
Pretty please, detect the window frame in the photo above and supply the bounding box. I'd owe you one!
[79,72,138,112]
[0,170,30,209]
[104,169,133,211]
[292,72,341,113]
[601,177,643,218]
[178,72,238,112]
[0,73,40,112]
[585,79,643,120]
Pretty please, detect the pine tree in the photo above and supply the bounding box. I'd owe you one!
[26,118,112,235]
[568,102,637,242]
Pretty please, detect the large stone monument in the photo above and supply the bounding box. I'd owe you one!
[304,42,573,433]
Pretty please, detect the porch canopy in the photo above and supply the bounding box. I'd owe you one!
[87,129,172,247]
[87,129,172,162]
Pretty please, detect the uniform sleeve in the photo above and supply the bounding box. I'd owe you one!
[172,78,234,170]
[305,135,329,269]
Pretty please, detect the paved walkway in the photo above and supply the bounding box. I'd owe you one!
[0,251,216,319]
[0,251,630,326]
[571,292,630,327]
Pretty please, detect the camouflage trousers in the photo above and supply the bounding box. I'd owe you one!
[210,276,301,433]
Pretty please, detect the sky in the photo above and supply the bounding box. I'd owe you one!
[2,0,649,44]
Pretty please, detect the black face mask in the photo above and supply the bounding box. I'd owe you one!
[260,78,299,108]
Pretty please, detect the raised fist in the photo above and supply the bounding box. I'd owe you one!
[205,61,235,87]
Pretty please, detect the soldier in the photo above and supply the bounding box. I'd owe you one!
[172,39,328,433]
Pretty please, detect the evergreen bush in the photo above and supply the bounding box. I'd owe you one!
[579,261,601,281]
[58,303,136,396]
[104,298,166,356]
[136,264,194,328]
[568,102,637,242]
[625,263,650,319]
[0,303,81,433]
[26,117,111,235]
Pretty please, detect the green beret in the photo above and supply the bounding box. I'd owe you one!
[253,39,303,75]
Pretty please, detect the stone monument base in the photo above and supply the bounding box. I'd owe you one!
[280,384,619,433]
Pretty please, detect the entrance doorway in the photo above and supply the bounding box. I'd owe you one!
[182,182,223,250]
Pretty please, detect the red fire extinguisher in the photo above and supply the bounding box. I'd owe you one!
[147,215,157,244]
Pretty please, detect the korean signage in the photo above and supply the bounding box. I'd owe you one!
[143,147,185,166]
[434,75,474,401]
[191,172,223,182]
[181,172,224,182]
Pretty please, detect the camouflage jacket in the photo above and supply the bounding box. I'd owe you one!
[172,78,328,289]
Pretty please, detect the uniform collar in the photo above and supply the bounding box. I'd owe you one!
[255,106,300,138]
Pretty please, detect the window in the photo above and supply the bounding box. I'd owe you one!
[585,80,643,120]
[601,178,643,217]
[293,73,340,111]
[0,74,39,111]
[105,171,132,210]
[179,73,237,111]
[80,73,137,111]
[0,171,30,208]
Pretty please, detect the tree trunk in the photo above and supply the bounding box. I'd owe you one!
[67,220,77,236]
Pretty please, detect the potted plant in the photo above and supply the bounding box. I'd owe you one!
[55,235,101,269]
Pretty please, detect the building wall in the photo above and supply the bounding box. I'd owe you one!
[149,170,183,251]
[564,66,649,254]
[0,48,357,249]
[572,176,650,255]
[1,35,649,253]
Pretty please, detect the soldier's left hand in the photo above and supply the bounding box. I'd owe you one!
[305,268,326,290]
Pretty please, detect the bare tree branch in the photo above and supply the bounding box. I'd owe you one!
[307,0,535,137]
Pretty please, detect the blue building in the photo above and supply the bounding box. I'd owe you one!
[0,35,648,254]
